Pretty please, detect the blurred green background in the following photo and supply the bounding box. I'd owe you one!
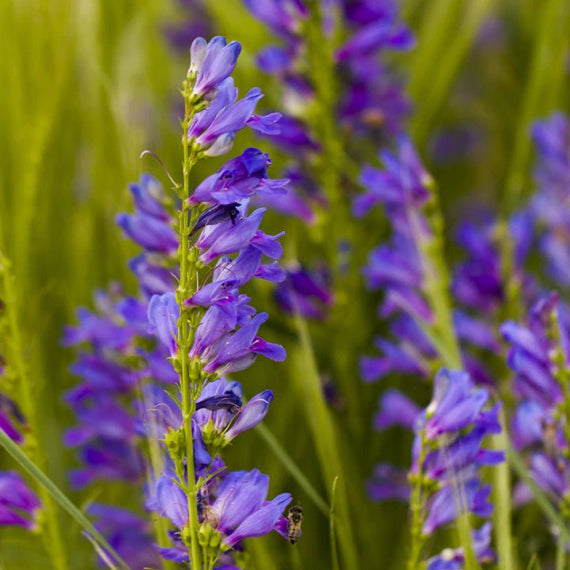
[0,0,569,568]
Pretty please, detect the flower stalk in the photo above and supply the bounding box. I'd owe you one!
[174,72,203,570]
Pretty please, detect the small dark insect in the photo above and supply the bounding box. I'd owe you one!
[190,202,240,236]
[195,392,242,415]
[287,505,303,545]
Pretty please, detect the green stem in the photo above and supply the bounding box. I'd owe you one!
[329,476,340,570]
[407,430,427,570]
[491,409,515,570]
[0,250,68,570]
[417,184,462,369]
[302,1,364,436]
[551,308,570,458]
[292,312,359,570]
[502,0,570,214]
[173,79,202,570]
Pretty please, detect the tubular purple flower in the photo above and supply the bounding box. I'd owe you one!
[116,211,178,254]
[130,174,170,221]
[367,463,410,502]
[423,369,488,440]
[148,293,180,356]
[193,88,264,154]
[422,479,493,535]
[225,389,273,440]
[426,523,495,570]
[374,389,420,431]
[89,504,160,570]
[190,37,242,99]
[208,469,292,547]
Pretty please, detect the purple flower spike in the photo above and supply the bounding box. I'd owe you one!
[0,471,41,530]
[148,293,180,356]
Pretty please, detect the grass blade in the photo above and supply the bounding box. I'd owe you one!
[292,313,359,569]
[330,476,340,570]
[0,428,130,570]
[255,423,330,517]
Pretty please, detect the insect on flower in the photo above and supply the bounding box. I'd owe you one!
[287,505,303,544]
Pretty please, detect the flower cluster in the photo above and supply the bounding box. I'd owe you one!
[355,137,445,384]
[64,35,293,568]
[530,113,570,287]
[238,0,414,321]
[371,369,502,567]
[503,293,570,504]
[148,467,291,563]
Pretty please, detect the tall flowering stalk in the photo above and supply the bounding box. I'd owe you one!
[64,36,292,569]
[162,36,286,566]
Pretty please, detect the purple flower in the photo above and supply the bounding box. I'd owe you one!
[274,265,333,319]
[189,37,242,99]
[426,522,495,569]
[530,452,568,499]
[189,81,275,157]
[0,394,26,444]
[148,293,179,356]
[374,390,420,431]
[129,254,176,298]
[190,148,287,206]
[201,312,286,375]
[423,369,488,440]
[0,471,41,530]
[501,293,565,407]
[367,463,410,502]
[69,439,145,489]
[89,504,160,570]
[194,378,273,445]
[116,211,178,253]
[423,479,493,535]
[207,469,292,547]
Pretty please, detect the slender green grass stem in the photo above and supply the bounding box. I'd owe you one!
[254,423,329,517]
[409,0,493,147]
[303,0,363,437]
[491,410,515,570]
[293,312,359,570]
[0,251,69,570]
[329,476,340,570]
[502,0,570,214]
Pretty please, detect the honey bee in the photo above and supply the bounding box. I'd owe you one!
[286,505,303,545]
